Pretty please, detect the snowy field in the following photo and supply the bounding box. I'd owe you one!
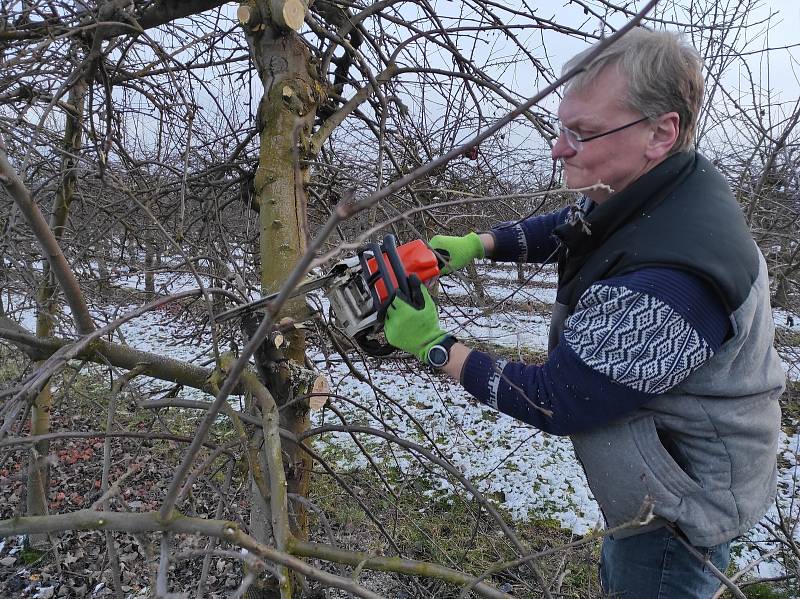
[6,258,800,579]
[310,260,800,580]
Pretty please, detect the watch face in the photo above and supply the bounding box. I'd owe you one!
[428,344,448,367]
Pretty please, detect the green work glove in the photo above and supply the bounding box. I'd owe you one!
[384,275,448,363]
[429,232,485,275]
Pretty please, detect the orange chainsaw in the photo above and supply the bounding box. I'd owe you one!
[216,235,442,356]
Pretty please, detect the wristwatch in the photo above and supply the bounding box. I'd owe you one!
[426,335,458,368]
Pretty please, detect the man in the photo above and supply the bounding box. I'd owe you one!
[383,28,785,598]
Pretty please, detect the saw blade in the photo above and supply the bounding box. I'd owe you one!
[214,273,336,323]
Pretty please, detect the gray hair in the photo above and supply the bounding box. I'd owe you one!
[562,28,704,153]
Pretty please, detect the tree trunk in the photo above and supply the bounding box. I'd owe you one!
[144,232,156,295]
[773,271,790,308]
[95,237,109,293]
[27,75,87,550]
[466,261,486,306]
[241,2,322,596]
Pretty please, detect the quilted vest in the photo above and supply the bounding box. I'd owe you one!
[549,151,785,546]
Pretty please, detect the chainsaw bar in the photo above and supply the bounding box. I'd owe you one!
[214,273,336,323]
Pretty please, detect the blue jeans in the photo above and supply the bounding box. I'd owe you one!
[600,527,731,598]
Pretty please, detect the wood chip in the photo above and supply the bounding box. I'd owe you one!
[310,375,330,411]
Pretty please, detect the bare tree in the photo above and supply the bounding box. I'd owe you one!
[0,0,797,597]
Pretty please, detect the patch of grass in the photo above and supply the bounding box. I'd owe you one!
[308,463,603,597]
[775,327,800,347]
[780,380,800,425]
[734,582,794,599]
[20,547,46,565]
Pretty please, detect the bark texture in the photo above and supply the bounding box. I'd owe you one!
[241,2,324,595]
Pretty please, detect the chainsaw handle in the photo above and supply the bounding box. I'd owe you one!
[382,234,411,299]
[358,234,413,311]
[359,241,392,311]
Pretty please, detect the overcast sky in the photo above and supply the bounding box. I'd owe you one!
[752,0,800,100]
[515,0,799,100]
[436,0,800,155]
[121,1,800,164]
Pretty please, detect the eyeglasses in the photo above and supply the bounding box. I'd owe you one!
[558,116,650,151]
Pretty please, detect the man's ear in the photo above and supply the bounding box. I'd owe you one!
[645,112,680,160]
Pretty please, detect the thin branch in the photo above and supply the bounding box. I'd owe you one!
[0,136,95,333]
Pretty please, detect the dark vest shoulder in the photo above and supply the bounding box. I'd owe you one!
[553,152,759,314]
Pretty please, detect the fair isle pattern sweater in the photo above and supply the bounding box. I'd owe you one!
[460,211,730,436]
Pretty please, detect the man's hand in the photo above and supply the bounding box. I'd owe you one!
[384,275,448,363]
[429,232,485,274]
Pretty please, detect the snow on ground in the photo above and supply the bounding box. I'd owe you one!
[314,354,601,532]
[5,261,799,575]
[113,303,207,364]
[107,265,213,296]
[474,260,560,285]
[6,292,220,403]
[774,307,800,382]
[774,308,800,331]
[730,426,800,581]
[441,261,559,305]
[440,305,552,350]
[780,349,800,382]
[440,279,558,306]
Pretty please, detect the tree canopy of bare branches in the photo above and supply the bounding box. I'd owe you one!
[0,0,798,597]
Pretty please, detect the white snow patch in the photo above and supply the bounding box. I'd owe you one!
[314,356,600,532]
[774,308,799,330]
[732,426,800,576]
[440,280,557,305]
[111,270,213,296]
[440,306,551,350]
[33,586,55,599]
[778,347,800,382]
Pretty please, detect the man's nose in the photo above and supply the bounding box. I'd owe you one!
[552,132,577,160]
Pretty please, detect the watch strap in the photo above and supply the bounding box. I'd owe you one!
[438,335,458,352]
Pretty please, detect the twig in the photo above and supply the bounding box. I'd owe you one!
[92,463,143,511]
[289,540,511,599]
[711,547,781,599]
[462,498,655,596]
[196,461,236,599]
[671,529,746,599]
[0,135,95,334]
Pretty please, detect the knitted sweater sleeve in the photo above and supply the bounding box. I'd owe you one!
[489,207,571,263]
[460,268,730,435]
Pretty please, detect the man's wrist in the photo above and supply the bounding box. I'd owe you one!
[442,342,472,381]
[478,232,495,259]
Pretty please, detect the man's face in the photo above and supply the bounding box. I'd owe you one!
[552,66,659,203]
